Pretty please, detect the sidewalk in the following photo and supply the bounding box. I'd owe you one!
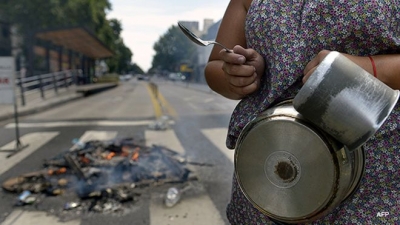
[0,83,118,122]
[0,81,211,122]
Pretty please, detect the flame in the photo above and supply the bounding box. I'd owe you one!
[106,152,116,160]
[80,156,91,164]
[131,147,140,161]
[121,146,130,157]
[48,167,67,175]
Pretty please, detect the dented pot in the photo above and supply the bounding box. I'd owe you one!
[293,51,399,150]
[235,100,365,223]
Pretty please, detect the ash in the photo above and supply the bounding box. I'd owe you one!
[2,137,199,220]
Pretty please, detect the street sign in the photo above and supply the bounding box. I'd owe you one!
[0,57,15,104]
[180,64,192,73]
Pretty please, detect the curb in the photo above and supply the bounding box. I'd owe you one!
[0,94,85,122]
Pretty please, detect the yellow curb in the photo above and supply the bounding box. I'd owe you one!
[146,83,163,119]
[146,83,177,119]
[158,91,177,118]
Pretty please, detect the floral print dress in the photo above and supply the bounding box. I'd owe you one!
[225,0,400,224]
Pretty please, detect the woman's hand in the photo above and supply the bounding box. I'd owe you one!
[219,45,265,98]
[303,49,380,84]
[302,50,331,83]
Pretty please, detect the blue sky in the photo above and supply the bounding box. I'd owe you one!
[108,0,230,72]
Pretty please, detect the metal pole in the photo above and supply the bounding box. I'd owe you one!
[6,83,29,158]
[18,75,26,106]
[0,82,29,158]
[38,74,44,99]
[13,99,21,148]
[52,73,58,94]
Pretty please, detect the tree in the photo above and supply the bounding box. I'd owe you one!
[105,19,133,74]
[131,63,144,74]
[151,25,197,73]
[1,0,132,74]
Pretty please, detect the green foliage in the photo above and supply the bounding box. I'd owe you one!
[95,73,119,83]
[1,0,111,34]
[151,25,197,72]
[1,0,133,74]
[104,19,133,74]
[131,63,144,75]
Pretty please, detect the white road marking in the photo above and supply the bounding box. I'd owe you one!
[1,210,79,225]
[201,128,234,163]
[146,129,226,225]
[76,130,117,142]
[145,130,185,155]
[0,131,119,225]
[0,132,59,175]
[4,120,175,128]
[69,130,117,151]
[149,189,225,225]
[1,128,231,225]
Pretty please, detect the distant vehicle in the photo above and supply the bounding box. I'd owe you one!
[119,74,132,81]
[137,74,150,81]
[168,73,186,81]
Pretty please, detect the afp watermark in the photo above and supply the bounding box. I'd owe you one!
[376,212,390,217]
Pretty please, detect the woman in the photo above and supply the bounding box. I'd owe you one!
[204,0,400,224]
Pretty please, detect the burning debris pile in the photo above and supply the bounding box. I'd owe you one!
[2,137,198,216]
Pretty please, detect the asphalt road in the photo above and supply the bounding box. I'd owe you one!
[0,78,239,225]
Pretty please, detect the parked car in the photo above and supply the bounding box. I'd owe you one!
[119,74,132,81]
[168,73,186,81]
[137,74,150,81]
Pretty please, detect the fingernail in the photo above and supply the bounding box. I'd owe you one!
[238,56,246,63]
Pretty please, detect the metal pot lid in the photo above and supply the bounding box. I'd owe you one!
[235,116,339,220]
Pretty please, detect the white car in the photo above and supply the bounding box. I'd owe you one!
[168,73,186,81]
[119,74,132,81]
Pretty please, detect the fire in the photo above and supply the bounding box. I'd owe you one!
[48,167,67,175]
[105,152,116,160]
[80,156,91,164]
[120,146,130,157]
[131,147,140,161]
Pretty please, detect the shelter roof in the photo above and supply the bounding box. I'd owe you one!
[35,27,114,59]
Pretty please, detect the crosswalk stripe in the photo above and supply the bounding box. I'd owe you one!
[149,187,226,225]
[146,129,226,225]
[201,128,234,163]
[76,130,118,142]
[145,130,185,154]
[1,210,80,225]
[0,131,118,225]
[4,120,175,128]
[69,130,118,156]
[1,128,231,225]
[0,132,59,176]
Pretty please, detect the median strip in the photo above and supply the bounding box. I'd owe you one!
[146,83,176,119]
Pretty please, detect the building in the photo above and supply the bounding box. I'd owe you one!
[194,19,222,84]
[0,14,11,56]
[0,9,113,83]
[178,19,221,84]
[178,21,201,36]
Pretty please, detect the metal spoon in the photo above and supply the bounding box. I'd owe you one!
[178,22,232,52]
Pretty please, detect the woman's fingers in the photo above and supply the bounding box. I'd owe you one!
[228,70,257,87]
[229,79,259,96]
[219,49,246,65]
[302,67,317,83]
[219,45,262,97]
[303,50,331,83]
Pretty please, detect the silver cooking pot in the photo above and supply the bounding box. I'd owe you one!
[234,100,365,223]
[293,51,399,150]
